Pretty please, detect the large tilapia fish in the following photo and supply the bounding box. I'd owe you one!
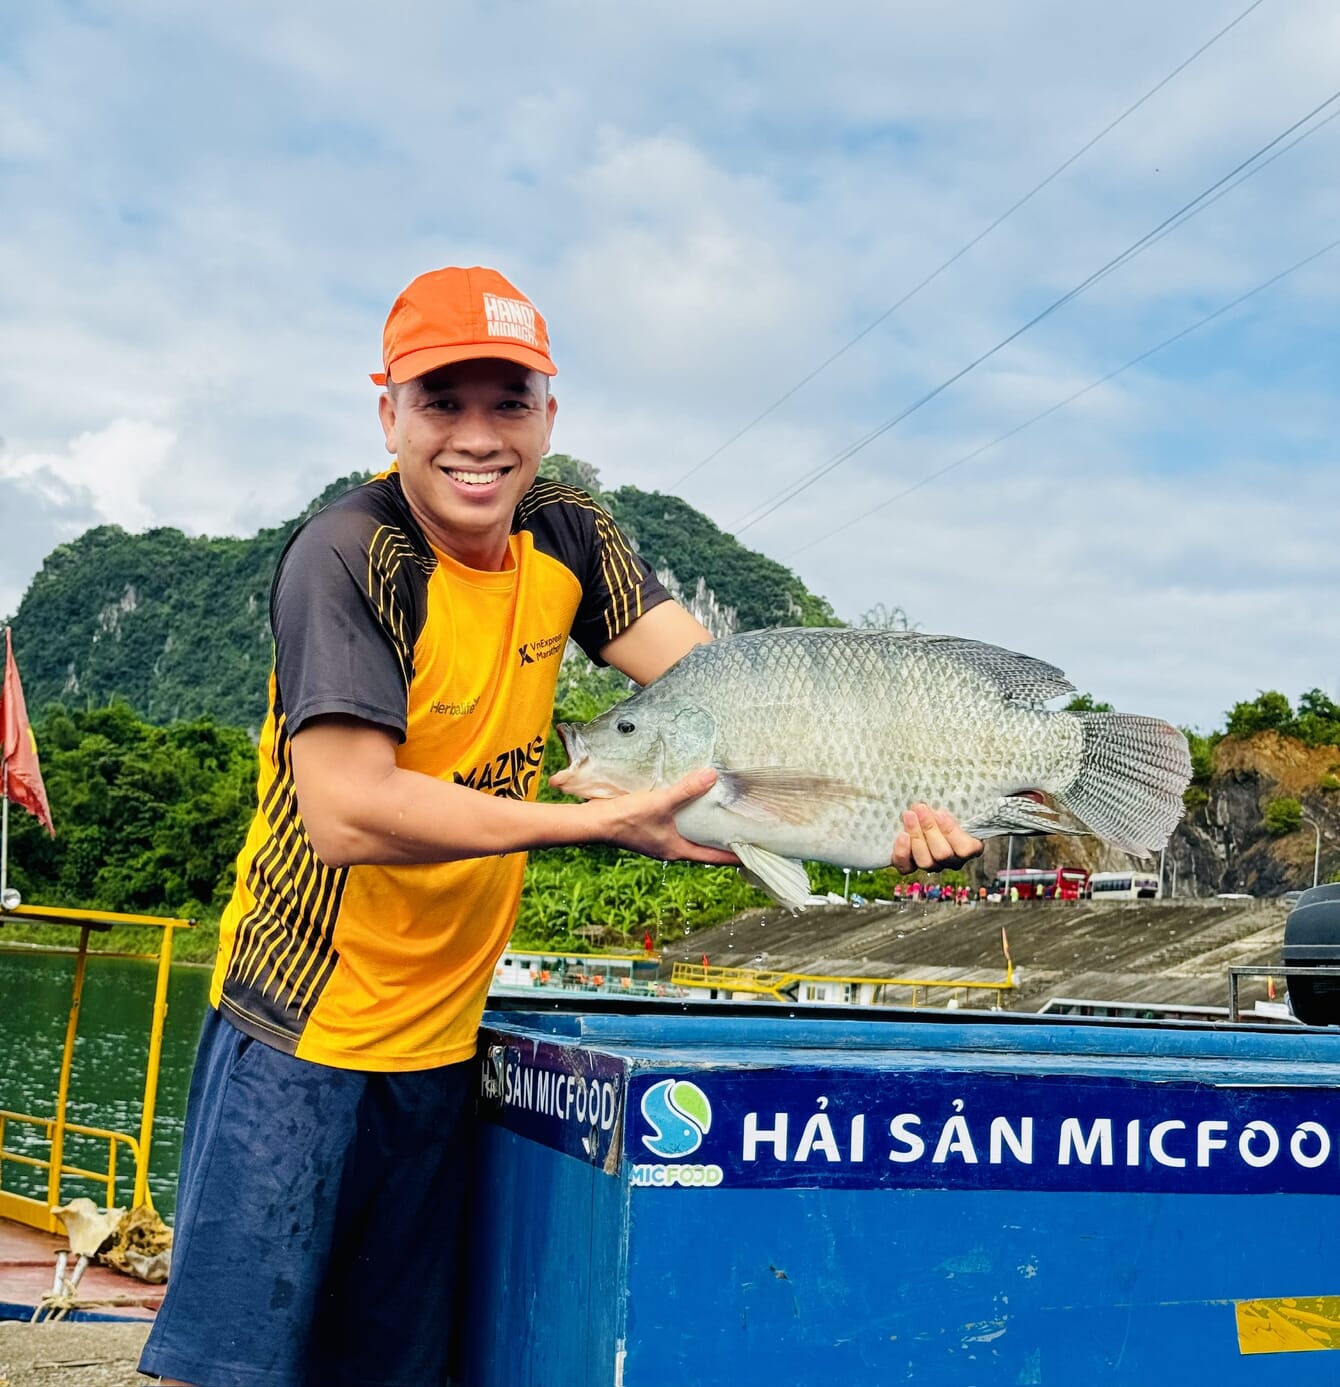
[550,628,1192,909]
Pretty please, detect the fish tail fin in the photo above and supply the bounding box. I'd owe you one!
[1055,713,1192,856]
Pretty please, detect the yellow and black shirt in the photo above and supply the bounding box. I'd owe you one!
[210,470,668,1071]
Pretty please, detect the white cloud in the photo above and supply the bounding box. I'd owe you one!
[0,420,176,533]
[0,0,1334,730]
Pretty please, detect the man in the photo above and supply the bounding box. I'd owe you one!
[141,265,980,1387]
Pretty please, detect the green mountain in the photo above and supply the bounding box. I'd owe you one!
[6,462,838,730]
[608,488,840,631]
[6,474,369,730]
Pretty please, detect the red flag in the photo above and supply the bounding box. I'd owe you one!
[2,628,55,837]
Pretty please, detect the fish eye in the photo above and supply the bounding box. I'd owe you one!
[616,718,636,734]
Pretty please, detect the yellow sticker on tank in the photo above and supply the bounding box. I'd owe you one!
[1236,1296,1340,1354]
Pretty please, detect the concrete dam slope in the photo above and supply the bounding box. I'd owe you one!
[660,898,1289,1014]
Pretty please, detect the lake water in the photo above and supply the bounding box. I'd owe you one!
[0,947,212,1221]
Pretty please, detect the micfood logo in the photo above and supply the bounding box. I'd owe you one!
[640,1079,712,1158]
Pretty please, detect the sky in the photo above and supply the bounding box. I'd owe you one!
[1,0,1337,733]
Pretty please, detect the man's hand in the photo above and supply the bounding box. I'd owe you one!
[893,803,983,873]
[587,769,740,866]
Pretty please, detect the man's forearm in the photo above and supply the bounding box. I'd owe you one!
[305,764,613,867]
[289,718,737,869]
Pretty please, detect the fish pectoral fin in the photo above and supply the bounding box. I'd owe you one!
[717,768,869,826]
[967,795,1090,838]
[730,842,814,910]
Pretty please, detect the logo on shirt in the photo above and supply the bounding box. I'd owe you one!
[453,734,546,799]
[483,293,538,347]
[518,632,565,668]
[431,696,480,717]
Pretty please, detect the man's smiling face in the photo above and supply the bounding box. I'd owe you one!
[378,358,557,570]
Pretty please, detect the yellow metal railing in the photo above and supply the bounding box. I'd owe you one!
[0,1110,142,1225]
[670,963,798,999]
[671,961,1017,1009]
[0,901,194,1233]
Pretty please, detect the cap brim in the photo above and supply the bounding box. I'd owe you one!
[377,341,557,386]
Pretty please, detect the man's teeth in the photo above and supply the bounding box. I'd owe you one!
[447,469,506,486]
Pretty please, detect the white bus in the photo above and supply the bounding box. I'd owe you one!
[1089,870,1161,900]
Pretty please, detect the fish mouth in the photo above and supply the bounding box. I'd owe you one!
[553,722,583,767]
[548,723,626,800]
[548,723,589,795]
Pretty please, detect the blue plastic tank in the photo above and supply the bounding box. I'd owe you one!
[462,1002,1340,1384]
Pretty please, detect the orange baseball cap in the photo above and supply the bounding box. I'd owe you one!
[370,265,557,386]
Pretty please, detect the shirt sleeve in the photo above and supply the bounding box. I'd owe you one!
[518,485,671,663]
[270,506,428,741]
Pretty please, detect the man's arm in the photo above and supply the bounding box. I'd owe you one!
[599,600,714,685]
[288,600,727,872]
[289,716,739,869]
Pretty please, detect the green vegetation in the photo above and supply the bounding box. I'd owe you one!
[606,487,842,630]
[1180,728,1220,814]
[1063,693,1115,713]
[4,704,256,922]
[1264,796,1304,837]
[5,474,370,731]
[1228,689,1340,748]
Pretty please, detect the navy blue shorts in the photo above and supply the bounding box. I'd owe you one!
[139,1009,476,1387]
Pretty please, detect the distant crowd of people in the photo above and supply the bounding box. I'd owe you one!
[893,881,981,905]
[891,881,1079,905]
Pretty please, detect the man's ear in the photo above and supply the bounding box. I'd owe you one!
[377,389,399,456]
[542,391,558,452]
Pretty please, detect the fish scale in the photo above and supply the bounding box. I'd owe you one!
[551,628,1192,909]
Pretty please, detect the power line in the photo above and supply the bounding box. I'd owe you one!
[1054,104,1340,304]
[732,85,1340,536]
[669,0,1273,490]
[786,232,1340,560]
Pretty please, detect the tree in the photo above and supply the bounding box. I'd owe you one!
[1064,693,1114,713]
[1183,729,1219,783]
[1226,692,1293,738]
[1293,689,1340,749]
[856,603,914,631]
[5,703,256,916]
[538,453,608,502]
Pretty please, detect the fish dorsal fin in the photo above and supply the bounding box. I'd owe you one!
[717,767,872,825]
[897,632,1076,704]
[731,842,813,910]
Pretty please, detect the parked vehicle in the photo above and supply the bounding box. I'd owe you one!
[990,866,1090,901]
[1090,870,1161,900]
